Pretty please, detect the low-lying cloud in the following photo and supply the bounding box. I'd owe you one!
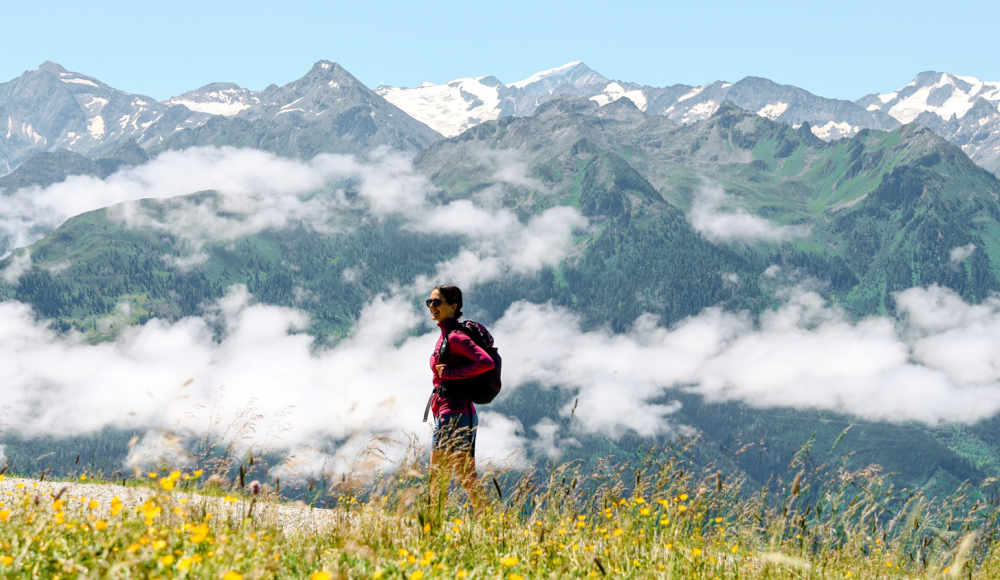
[3,282,1000,477]
[688,185,810,244]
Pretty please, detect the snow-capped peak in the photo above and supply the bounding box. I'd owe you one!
[861,72,1000,124]
[508,61,584,89]
[165,83,260,117]
[376,75,504,137]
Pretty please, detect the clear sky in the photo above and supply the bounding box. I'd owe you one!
[3,0,997,102]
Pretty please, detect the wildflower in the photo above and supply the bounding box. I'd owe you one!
[715,517,723,523]
[456,572,468,579]
[311,573,332,580]
[223,572,243,580]
[398,549,409,557]
[423,523,431,533]
[160,555,175,566]
[372,570,383,579]
[500,556,519,566]
[193,555,203,564]
[194,469,204,478]
[148,472,157,478]
[169,471,181,481]
[731,545,738,553]
[111,497,123,516]
[613,528,623,536]
[160,478,175,491]
[509,576,524,580]
[0,556,11,566]
[127,544,140,553]
[191,523,209,543]
[178,558,192,570]
[692,548,702,556]
[153,540,167,550]
[659,518,670,526]
[407,555,417,564]
[248,480,262,496]
[0,510,10,523]
[640,507,650,516]
[410,571,424,580]
[52,499,65,510]
[679,494,689,501]
[95,520,108,531]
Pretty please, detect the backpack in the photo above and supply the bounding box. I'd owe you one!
[436,320,503,405]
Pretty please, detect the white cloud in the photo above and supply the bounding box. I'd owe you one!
[688,184,810,244]
[2,249,31,284]
[0,147,434,258]
[2,282,1000,477]
[950,243,976,264]
[411,202,587,292]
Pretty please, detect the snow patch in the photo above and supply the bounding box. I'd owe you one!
[589,82,648,111]
[810,120,859,140]
[677,85,707,102]
[320,62,331,69]
[756,102,789,120]
[508,61,583,89]
[378,76,502,137]
[88,115,105,139]
[681,101,718,123]
[60,78,99,87]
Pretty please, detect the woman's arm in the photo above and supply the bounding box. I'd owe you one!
[439,332,495,380]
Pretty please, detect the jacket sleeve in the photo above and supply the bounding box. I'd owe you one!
[440,332,495,380]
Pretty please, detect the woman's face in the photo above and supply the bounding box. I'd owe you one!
[427,289,457,322]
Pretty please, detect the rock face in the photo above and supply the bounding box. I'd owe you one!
[859,72,1000,174]
[155,61,442,157]
[0,61,442,176]
[0,139,150,193]
[378,62,898,140]
[0,62,214,175]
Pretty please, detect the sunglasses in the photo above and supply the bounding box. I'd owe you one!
[425,298,445,307]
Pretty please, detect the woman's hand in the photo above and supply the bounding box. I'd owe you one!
[435,364,446,378]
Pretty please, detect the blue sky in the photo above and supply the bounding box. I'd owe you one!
[3,0,997,102]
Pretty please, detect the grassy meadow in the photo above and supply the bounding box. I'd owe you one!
[1,439,999,579]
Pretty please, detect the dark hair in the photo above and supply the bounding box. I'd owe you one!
[433,285,463,318]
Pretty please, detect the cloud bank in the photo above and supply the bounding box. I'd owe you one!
[688,184,811,244]
[2,283,1000,476]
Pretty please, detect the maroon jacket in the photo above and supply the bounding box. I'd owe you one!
[430,317,495,416]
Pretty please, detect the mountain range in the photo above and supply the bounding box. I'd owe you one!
[4,60,1000,180]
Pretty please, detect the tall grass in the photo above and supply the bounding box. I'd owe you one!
[1,437,1000,579]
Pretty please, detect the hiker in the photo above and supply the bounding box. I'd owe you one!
[425,285,494,507]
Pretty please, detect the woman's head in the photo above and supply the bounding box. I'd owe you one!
[427,285,463,322]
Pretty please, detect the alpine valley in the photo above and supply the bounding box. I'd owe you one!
[4,59,1000,497]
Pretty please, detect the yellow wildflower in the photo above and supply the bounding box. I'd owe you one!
[613,528,623,536]
[500,556,519,566]
[178,558,192,570]
[692,548,702,556]
[410,571,424,580]
[110,497,123,516]
[679,494,689,501]
[169,471,181,481]
[95,520,107,531]
[160,555,175,566]
[640,507,650,516]
[160,478,174,491]
[0,556,12,566]
[223,572,243,580]
[311,573,332,580]
[0,510,10,523]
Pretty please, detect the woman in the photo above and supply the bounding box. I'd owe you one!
[425,285,494,507]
